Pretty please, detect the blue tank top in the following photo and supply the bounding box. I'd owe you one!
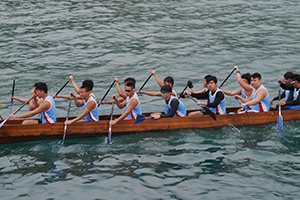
[165,95,186,117]
[289,88,300,110]
[40,96,56,123]
[241,89,252,111]
[251,85,270,112]
[285,90,290,101]
[124,93,142,120]
[83,96,99,121]
[207,88,226,115]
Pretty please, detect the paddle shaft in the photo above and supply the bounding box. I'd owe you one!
[62,97,72,144]
[277,84,283,130]
[98,80,116,107]
[219,68,236,89]
[138,74,153,91]
[107,101,115,144]
[10,76,16,114]
[0,96,34,128]
[53,79,70,99]
[178,85,188,99]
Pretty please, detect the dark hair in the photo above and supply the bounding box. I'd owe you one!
[35,82,48,93]
[251,72,261,80]
[284,72,294,80]
[292,74,300,82]
[126,81,135,89]
[163,76,174,86]
[241,73,251,84]
[206,76,217,84]
[124,77,136,85]
[161,85,172,93]
[80,85,92,92]
[82,80,94,90]
[204,75,213,82]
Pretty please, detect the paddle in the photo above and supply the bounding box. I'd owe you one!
[53,79,71,99]
[138,73,153,92]
[10,76,16,114]
[107,100,115,144]
[186,94,217,121]
[98,80,116,107]
[219,68,236,89]
[135,115,152,124]
[178,85,188,99]
[61,96,73,145]
[0,96,34,128]
[277,85,283,131]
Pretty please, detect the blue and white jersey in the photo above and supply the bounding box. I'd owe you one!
[241,89,251,111]
[250,85,270,112]
[285,90,290,101]
[40,96,56,123]
[124,93,142,120]
[83,96,99,121]
[289,88,300,110]
[165,95,186,117]
[172,89,177,97]
[207,88,226,115]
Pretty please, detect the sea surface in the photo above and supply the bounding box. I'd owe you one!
[0,0,300,199]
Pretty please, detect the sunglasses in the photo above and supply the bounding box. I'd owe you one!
[291,81,298,84]
[161,91,167,94]
[125,88,134,92]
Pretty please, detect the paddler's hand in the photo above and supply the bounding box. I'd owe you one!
[150,113,161,120]
[65,119,73,125]
[277,79,283,84]
[197,101,206,106]
[8,114,16,119]
[278,101,286,106]
[110,119,118,126]
[69,75,74,82]
[241,103,246,107]
[114,77,119,84]
[151,70,157,76]
[270,105,277,110]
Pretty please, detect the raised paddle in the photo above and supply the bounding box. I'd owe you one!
[138,74,153,92]
[277,85,283,131]
[61,96,73,145]
[186,94,217,121]
[107,100,115,144]
[178,85,188,99]
[53,79,71,99]
[0,96,34,128]
[219,68,236,89]
[10,76,16,114]
[98,80,116,107]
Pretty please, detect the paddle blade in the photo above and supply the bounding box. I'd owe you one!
[135,115,147,124]
[277,114,283,131]
[203,107,217,121]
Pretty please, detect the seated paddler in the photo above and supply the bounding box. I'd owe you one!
[184,76,226,116]
[109,79,142,125]
[65,81,99,125]
[8,82,56,125]
[150,85,186,119]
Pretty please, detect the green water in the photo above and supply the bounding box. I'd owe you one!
[1,0,300,199]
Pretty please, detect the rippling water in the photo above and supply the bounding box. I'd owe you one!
[1,0,300,199]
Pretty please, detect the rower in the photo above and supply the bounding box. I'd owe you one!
[8,82,56,125]
[237,73,270,112]
[56,76,96,100]
[137,70,177,97]
[150,85,186,119]
[109,78,142,125]
[270,74,300,110]
[185,76,226,116]
[222,66,253,112]
[270,71,294,104]
[181,75,213,98]
[65,82,99,125]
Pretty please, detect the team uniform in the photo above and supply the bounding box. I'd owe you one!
[40,96,57,123]
[83,96,99,121]
[250,85,270,112]
[124,93,142,120]
[163,95,186,117]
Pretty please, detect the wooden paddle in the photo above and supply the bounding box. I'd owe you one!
[61,96,73,145]
[98,80,116,107]
[277,85,283,131]
[186,94,217,121]
[53,79,70,99]
[138,73,153,92]
[219,68,236,89]
[107,100,115,144]
[0,96,35,128]
[10,76,16,114]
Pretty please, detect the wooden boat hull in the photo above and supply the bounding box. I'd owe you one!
[1,108,299,144]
